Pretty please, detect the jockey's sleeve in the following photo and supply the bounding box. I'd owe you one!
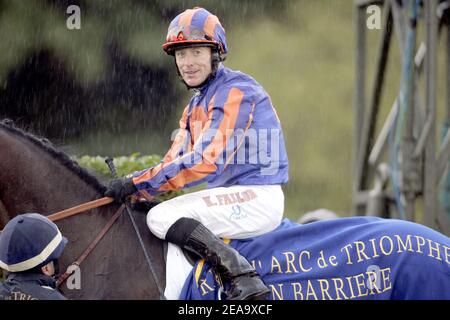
[132,87,251,196]
[161,105,190,163]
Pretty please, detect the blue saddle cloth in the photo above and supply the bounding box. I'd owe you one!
[179,217,450,300]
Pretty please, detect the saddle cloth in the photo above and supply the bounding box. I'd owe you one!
[166,217,450,300]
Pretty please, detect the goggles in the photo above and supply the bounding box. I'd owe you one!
[163,25,219,53]
[166,25,213,42]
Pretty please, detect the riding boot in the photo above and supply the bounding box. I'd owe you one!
[165,217,270,300]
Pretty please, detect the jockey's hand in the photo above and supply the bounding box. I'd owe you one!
[131,198,161,212]
[104,178,137,203]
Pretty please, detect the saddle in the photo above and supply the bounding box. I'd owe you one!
[131,200,198,266]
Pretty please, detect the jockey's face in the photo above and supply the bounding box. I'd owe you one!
[41,261,55,276]
[175,46,212,87]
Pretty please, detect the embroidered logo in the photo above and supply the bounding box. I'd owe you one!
[230,205,247,220]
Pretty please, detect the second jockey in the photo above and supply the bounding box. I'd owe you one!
[105,7,289,300]
[0,213,68,300]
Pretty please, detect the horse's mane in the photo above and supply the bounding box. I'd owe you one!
[0,119,106,193]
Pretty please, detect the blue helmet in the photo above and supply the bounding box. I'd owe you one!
[0,213,67,272]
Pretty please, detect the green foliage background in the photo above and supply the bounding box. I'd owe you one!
[226,2,355,217]
[74,153,185,201]
[67,1,357,219]
[76,153,161,178]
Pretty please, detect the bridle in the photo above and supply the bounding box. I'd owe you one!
[49,197,166,299]
[0,196,165,299]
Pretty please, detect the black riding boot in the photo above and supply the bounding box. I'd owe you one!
[166,217,270,300]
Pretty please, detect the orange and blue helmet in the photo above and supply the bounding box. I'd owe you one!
[0,213,67,272]
[162,7,228,58]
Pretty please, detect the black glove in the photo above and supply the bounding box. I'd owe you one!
[104,178,138,203]
[131,199,161,212]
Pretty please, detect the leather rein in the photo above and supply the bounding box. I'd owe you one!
[47,197,120,287]
[47,197,165,299]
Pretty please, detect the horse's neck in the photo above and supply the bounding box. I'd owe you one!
[0,199,12,228]
[0,126,167,299]
[0,128,101,215]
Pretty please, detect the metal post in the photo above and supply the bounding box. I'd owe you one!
[436,9,450,235]
[447,10,450,130]
[423,0,438,228]
[389,0,406,55]
[402,0,420,222]
[355,2,393,193]
[353,2,367,214]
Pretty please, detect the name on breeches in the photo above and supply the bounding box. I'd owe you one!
[202,189,258,207]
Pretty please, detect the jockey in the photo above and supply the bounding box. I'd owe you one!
[105,7,289,300]
[0,213,68,300]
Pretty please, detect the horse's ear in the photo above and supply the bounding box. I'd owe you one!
[41,138,51,145]
[1,119,15,127]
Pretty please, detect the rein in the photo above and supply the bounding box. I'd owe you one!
[47,197,114,222]
[47,196,165,299]
[48,196,121,287]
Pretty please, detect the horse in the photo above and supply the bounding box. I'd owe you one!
[1,119,449,300]
[0,119,166,299]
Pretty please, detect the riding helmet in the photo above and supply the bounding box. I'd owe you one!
[162,7,228,60]
[0,213,67,272]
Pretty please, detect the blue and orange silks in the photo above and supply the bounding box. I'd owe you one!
[180,217,450,300]
[132,65,289,196]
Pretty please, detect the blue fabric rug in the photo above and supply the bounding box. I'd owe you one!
[180,217,450,300]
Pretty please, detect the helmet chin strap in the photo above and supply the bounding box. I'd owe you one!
[175,50,222,90]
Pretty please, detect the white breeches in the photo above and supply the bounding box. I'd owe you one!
[146,185,285,240]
